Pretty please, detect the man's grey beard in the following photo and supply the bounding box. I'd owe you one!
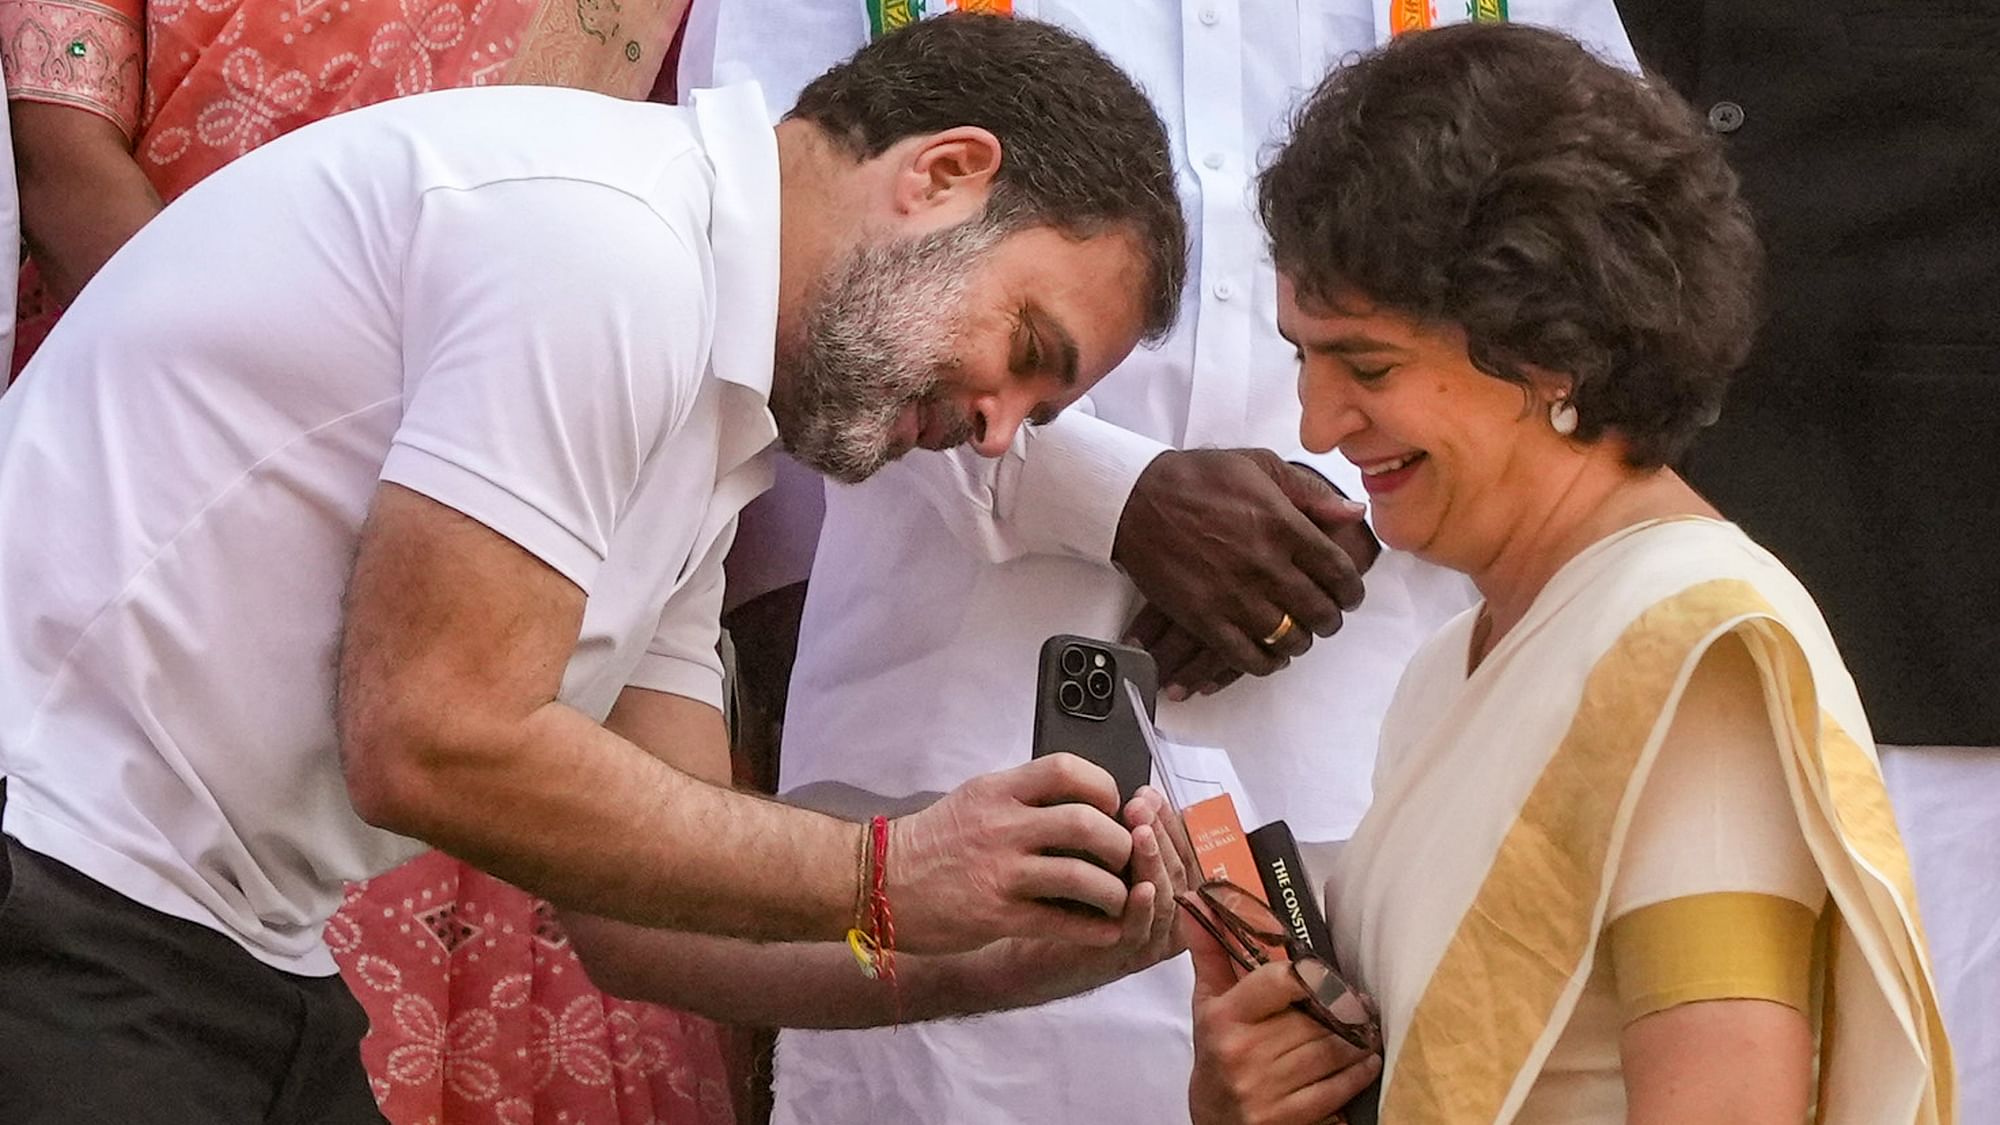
[775,217,1004,484]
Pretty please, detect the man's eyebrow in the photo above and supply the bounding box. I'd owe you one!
[1026,303,1081,387]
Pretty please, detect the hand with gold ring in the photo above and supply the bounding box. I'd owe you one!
[1112,448,1372,700]
[1259,613,1297,650]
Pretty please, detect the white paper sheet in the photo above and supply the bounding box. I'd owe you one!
[1127,680,1264,828]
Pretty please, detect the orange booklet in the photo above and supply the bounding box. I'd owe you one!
[1182,792,1266,902]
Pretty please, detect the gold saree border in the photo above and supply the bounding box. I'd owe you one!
[1787,650,1955,1123]
[1380,578,1950,1123]
[1607,891,1818,1020]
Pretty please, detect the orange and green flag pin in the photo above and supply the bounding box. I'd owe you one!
[868,0,1012,40]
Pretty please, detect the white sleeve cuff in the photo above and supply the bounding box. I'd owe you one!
[380,442,602,592]
[1000,410,1171,562]
[625,653,726,711]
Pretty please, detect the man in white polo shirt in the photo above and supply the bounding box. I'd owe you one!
[0,16,1190,1122]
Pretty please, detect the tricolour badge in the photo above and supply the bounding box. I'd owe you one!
[867,0,1013,41]
[1386,0,1508,38]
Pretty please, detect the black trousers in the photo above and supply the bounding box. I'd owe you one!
[0,784,388,1124]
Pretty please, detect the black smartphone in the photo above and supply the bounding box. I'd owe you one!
[1031,634,1158,807]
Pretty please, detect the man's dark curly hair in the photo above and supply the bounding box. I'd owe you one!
[791,15,1187,343]
[1258,22,1762,468]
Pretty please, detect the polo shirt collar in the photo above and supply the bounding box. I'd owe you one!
[690,82,779,406]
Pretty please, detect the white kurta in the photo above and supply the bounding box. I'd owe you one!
[680,4,1631,1122]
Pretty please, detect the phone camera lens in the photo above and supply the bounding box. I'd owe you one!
[1059,680,1086,712]
[1085,668,1114,700]
[1060,646,1089,676]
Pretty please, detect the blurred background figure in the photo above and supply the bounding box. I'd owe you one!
[1615,3,2000,1118]
[0,0,687,372]
[0,60,13,362]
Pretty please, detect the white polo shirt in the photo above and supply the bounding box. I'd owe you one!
[0,83,780,974]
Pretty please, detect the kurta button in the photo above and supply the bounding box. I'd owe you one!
[1212,279,1236,301]
[1198,6,1219,25]
[1202,151,1225,170]
[1707,100,1745,134]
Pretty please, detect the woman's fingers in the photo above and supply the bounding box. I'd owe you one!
[1273,1054,1383,1125]
[1270,1023,1375,1091]
[1216,960,1325,1023]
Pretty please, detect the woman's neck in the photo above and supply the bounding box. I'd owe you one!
[1466,462,1714,669]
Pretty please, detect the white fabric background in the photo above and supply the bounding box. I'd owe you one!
[1881,745,2000,1123]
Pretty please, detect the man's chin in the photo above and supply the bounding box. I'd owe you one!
[779,434,898,486]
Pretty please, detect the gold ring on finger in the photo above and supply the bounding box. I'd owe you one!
[1260,612,1297,649]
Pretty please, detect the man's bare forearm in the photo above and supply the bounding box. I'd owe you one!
[359,700,858,944]
[9,102,163,303]
[337,487,856,944]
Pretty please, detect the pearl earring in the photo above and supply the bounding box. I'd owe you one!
[1549,396,1579,436]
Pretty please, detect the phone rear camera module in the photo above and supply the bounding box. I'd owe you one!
[1059,680,1087,713]
[1053,641,1117,719]
[1085,668,1114,700]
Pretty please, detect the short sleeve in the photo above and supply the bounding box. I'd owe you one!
[624,520,734,710]
[1604,633,1828,1021]
[1607,633,1827,920]
[882,399,1168,565]
[382,177,710,593]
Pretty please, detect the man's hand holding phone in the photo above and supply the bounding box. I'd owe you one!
[886,753,1141,953]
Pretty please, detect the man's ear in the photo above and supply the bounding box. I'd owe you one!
[889,126,1002,216]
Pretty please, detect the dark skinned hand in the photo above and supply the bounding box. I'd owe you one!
[1112,449,1379,699]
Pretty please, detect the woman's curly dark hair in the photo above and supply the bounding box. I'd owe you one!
[1258,22,1762,468]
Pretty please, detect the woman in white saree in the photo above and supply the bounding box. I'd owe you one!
[1187,23,1953,1125]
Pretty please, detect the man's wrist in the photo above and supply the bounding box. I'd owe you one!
[949,940,1046,1013]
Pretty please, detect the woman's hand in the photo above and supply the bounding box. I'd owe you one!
[1188,919,1381,1125]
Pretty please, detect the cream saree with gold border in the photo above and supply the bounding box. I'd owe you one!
[1332,517,1952,1124]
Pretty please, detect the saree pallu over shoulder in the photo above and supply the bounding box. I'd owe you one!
[1350,520,1951,1125]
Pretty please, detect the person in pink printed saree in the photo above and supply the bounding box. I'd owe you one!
[0,0,688,368]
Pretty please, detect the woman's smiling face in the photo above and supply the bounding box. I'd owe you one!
[1280,276,1576,572]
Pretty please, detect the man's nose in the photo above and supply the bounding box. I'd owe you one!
[968,393,1034,458]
